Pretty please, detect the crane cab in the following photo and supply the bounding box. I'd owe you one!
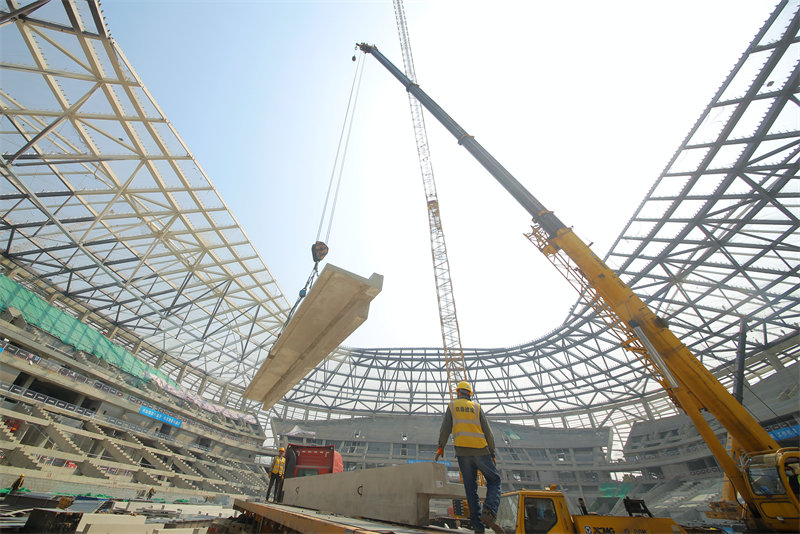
[494,488,686,534]
[742,448,800,532]
[495,489,569,534]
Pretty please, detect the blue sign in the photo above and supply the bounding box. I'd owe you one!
[769,424,800,441]
[139,405,182,427]
[407,458,452,467]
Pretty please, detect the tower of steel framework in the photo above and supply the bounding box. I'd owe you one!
[0,0,798,456]
[392,0,469,401]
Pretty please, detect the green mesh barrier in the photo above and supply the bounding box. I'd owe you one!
[0,274,174,385]
[599,482,632,497]
[0,274,260,423]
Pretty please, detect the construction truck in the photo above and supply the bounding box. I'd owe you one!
[495,488,697,534]
[357,42,800,532]
[283,443,343,478]
[275,443,343,501]
[434,489,687,534]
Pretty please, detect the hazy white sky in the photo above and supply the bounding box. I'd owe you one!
[102,0,777,349]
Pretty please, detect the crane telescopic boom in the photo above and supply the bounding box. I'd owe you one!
[357,42,799,532]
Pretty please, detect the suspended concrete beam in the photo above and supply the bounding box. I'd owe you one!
[244,264,383,410]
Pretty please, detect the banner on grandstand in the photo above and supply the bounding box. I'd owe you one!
[140,405,183,427]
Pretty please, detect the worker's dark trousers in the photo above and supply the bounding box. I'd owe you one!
[457,454,502,532]
[266,473,282,501]
[276,477,285,502]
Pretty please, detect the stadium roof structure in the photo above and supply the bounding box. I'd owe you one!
[1,0,798,446]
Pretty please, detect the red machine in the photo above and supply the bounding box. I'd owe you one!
[284,444,343,478]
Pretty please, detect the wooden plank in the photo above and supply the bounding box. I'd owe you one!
[234,499,387,534]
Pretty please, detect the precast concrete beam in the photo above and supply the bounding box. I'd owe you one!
[281,461,485,526]
[245,264,382,410]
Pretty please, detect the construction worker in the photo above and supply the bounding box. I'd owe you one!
[9,474,24,492]
[267,447,286,502]
[436,381,502,534]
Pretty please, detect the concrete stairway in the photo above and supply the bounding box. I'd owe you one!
[184,454,228,483]
[112,431,171,473]
[162,442,242,494]
[211,457,252,487]
[191,477,224,493]
[41,423,84,455]
[151,438,176,455]
[209,479,240,494]
[138,446,173,472]
[73,350,91,366]
[174,452,241,494]
[83,420,107,437]
[0,420,19,442]
[194,451,233,481]
[82,420,139,466]
[98,437,137,466]
[119,429,146,448]
[132,469,162,486]
[168,474,198,490]
[170,455,202,478]
[2,445,43,470]
[231,461,265,487]
[76,458,110,479]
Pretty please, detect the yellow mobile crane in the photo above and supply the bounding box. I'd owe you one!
[357,42,800,532]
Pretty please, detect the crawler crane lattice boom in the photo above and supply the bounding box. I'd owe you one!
[357,41,800,532]
[392,0,468,400]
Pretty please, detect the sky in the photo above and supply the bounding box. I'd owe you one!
[100,0,778,350]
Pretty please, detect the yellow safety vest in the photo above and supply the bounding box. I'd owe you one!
[271,455,286,476]
[450,398,488,449]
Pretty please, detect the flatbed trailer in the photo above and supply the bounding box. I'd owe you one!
[232,499,461,534]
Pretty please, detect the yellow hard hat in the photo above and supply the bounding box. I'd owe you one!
[456,381,473,395]
[279,447,285,453]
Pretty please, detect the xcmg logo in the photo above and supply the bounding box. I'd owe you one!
[584,528,649,534]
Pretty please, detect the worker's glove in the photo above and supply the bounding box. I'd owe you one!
[491,453,496,465]
[435,446,443,462]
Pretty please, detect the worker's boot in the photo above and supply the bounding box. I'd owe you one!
[480,507,503,534]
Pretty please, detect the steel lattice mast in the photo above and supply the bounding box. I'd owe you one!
[392,0,467,400]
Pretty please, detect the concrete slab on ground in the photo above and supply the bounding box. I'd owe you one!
[280,461,484,526]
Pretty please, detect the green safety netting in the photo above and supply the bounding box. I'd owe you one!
[0,274,259,423]
[0,274,175,386]
[599,482,633,497]
[0,487,30,495]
